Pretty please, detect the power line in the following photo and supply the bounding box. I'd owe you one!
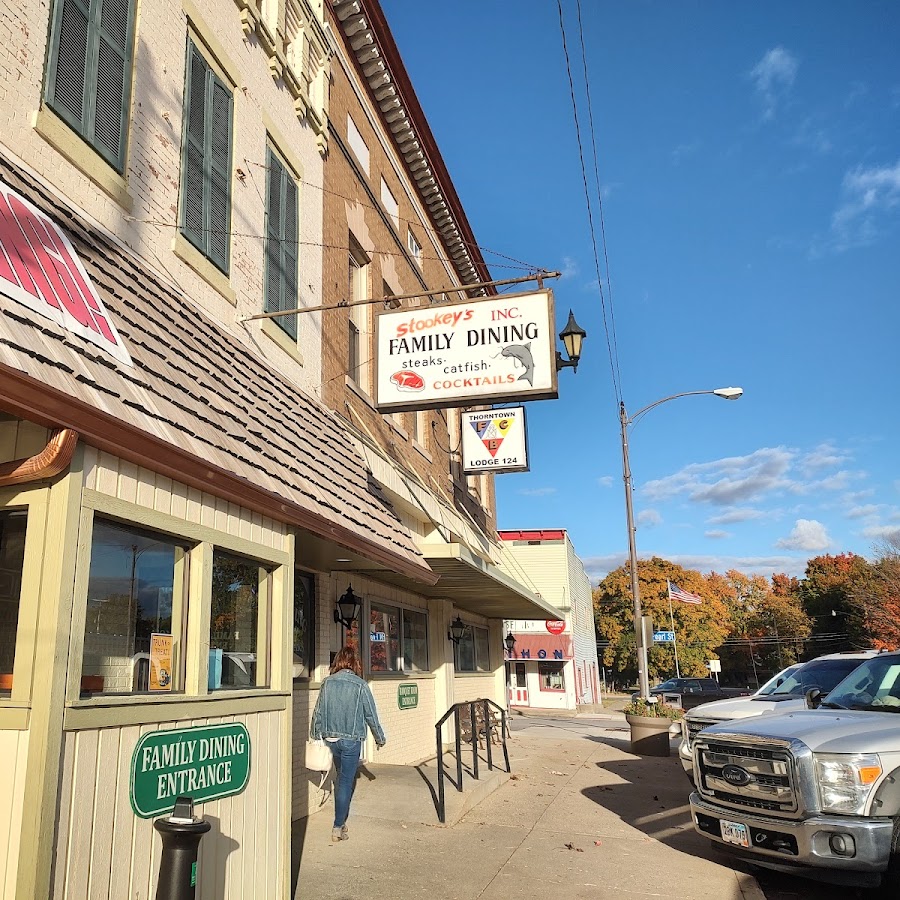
[556,0,621,405]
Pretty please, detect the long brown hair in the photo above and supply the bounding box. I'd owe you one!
[330,645,362,677]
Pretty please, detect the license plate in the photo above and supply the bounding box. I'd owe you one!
[720,820,750,848]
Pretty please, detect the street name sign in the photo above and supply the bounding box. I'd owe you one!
[653,631,676,643]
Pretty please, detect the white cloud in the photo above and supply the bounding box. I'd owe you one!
[596,475,614,488]
[801,442,850,472]
[846,504,880,520]
[637,509,662,528]
[561,256,579,279]
[775,519,831,552]
[705,530,732,540]
[583,552,810,584]
[831,159,900,250]
[517,487,556,497]
[750,47,798,120]
[672,140,701,164]
[707,508,765,525]
[862,524,900,542]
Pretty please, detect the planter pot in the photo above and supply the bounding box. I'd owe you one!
[626,713,675,757]
[0,673,12,691]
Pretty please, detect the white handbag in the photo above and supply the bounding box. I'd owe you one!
[305,739,332,772]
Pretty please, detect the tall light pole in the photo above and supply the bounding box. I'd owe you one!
[620,387,743,699]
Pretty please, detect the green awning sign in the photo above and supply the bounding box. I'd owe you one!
[398,683,418,709]
[130,723,251,818]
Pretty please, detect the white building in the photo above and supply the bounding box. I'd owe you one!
[499,530,601,713]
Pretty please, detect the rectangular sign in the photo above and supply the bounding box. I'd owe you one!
[130,723,251,818]
[149,633,173,692]
[398,683,418,709]
[0,176,132,366]
[374,290,558,412]
[461,406,529,473]
[653,631,676,643]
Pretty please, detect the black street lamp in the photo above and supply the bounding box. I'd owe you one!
[448,616,467,645]
[333,585,361,629]
[555,309,587,372]
[504,632,517,654]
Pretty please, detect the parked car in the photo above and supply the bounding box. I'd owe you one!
[678,651,881,778]
[689,650,900,888]
[632,677,751,710]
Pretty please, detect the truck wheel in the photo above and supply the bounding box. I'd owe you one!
[881,817,900,895]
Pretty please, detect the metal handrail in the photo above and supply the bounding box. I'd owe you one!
[434,698,510,823]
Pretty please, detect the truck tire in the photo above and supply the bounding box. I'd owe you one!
[881,816,900,895]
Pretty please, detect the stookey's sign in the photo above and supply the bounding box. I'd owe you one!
[374,290,557,412]
[0,177,132,366]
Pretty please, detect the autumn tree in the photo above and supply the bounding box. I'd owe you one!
[801,553,871,652]
[845,537,900,650]
[594,557,730,684]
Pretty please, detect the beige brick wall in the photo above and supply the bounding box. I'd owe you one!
[0,0,325,395]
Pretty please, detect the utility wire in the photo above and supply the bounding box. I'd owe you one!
[556,0,622,406]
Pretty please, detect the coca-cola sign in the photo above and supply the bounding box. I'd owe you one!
[0,177,132,366]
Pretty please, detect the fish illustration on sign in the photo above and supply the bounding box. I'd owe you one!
[501,343,534,385]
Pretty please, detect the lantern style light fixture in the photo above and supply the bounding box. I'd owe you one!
[333,585,361,629]
[555,309,587,372]
[504,632,517,654]
[448,616,467,645]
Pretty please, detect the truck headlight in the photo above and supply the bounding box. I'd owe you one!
[814,753,882,815]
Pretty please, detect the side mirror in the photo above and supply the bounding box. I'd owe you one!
[805,688,822,710]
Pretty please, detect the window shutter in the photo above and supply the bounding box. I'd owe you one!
[93,0,134,169]
[264,150,283,319]
[281,171,299,339]
[46,0,91,133]
[207,76,232,273]
[181,42,208,253]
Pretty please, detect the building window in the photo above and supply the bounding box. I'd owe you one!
[407,228,422,264]
[539,661,566,691]
[380,178,399,230]
[293,571,315,680]
[44,0,137,172]
[347,238,369,388]
[81,520,188,695]
[209,550,269,690]
[264,146,299,339]
[180,38,233,274]
[454,623,490,673]
[347,114,369,174]
[368,601,428,673]
[409,411,420,443]
[0,510,27,694]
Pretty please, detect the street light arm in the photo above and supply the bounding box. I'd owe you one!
[627,390,727,426]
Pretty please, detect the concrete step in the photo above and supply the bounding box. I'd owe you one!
[348,748,510,827]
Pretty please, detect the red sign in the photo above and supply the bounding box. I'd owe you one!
[546,620,566,635]
[0,178,131,366]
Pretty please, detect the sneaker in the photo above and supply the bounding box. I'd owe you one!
[331,828,343,843]
[340,825,349,840]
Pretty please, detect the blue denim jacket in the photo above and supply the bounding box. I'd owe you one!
[311,670,386,745]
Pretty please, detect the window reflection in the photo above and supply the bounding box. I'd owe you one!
[0,510,27,693]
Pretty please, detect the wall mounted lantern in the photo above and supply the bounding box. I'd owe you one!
[333,585,361,629]
[555,309,587,372]
[448,616,467,645]
[504,632,517,654]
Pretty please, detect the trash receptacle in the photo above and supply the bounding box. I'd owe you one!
[154,795,211,900]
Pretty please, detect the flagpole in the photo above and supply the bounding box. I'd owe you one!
[667,582,681,678]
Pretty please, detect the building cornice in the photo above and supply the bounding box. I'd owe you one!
[331,0,493,294]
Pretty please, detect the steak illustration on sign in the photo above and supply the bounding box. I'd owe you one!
[390,370,425,391]
[469,414,513,457]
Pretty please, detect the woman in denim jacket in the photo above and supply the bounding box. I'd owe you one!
[311,646,386,842]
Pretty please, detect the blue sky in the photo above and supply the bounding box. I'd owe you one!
[381,1,900,583]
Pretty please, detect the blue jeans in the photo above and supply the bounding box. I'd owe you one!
[329,738,362,828]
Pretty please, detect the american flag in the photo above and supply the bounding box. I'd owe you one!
[668,580,703,605]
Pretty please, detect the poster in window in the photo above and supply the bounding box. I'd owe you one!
[149,633,173,692]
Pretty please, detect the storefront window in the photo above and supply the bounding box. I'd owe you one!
[293,572,315,680]
[455,624,490,673]
[539,661,565,691]
[210,551,268,690]
[369,602,401,672]
[367,601,428,674]
[82,520,187,695]
[402,608,428,672]
[0,510,27,695]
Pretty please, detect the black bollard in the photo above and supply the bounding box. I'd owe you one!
[153,796,211,900]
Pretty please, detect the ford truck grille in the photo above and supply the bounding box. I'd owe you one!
[686,718,721,747]
[695,739,797,815]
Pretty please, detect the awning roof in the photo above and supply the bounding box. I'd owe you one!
[368,542,560,620]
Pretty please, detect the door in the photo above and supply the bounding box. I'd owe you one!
[509,661,529,706]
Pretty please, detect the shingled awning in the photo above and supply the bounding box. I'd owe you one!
[0,154,435,585]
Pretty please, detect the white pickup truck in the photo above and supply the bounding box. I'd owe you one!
[679,651,879,778]
[689,650,900,888]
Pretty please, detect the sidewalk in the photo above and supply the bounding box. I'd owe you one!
[291,716,764,900]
